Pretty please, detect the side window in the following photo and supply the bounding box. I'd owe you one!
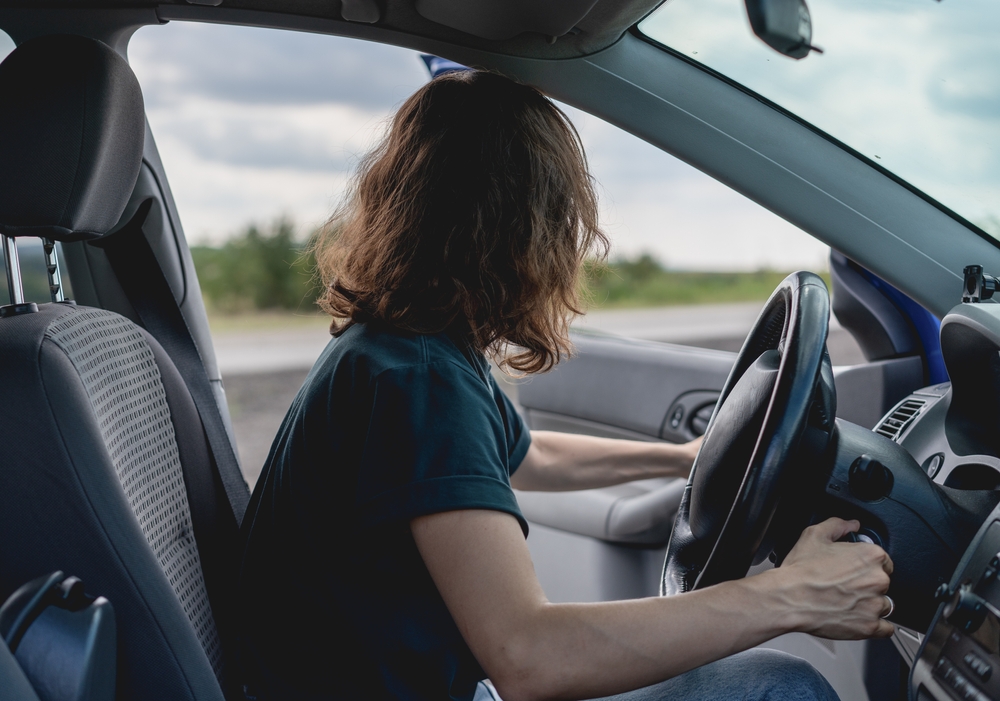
[129,23,427,481]
[127,22,859,477]
[561,104,862,365]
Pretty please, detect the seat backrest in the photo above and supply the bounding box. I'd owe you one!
[0,35,236,701]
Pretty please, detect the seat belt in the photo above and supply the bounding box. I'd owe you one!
[91,198,251,526]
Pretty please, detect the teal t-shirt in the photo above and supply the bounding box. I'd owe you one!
[237,322,531,701]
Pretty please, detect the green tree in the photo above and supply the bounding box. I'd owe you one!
[191,218,318,313]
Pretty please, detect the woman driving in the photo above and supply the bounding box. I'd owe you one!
[236,69,893,701]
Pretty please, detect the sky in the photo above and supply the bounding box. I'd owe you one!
[126,19,830,272]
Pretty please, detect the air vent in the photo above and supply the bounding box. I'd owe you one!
[875,398,927,441]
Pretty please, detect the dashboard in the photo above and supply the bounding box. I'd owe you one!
[910,502,1000,701]
[869,304,1000,701]
[890,386,1000,493]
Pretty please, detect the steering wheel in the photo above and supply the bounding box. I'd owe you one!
[661,271,834,595]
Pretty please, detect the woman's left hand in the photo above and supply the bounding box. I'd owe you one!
[674,435,703,477]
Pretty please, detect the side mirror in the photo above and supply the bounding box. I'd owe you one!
[744,0,821,60]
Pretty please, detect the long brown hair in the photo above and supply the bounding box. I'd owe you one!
[314,70,607,373]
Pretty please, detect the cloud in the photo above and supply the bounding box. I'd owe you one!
[149,127,352,243]
[130,22,427,110]
[130,21,425,241]
[145,98,389,172]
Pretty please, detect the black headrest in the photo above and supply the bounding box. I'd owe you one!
[0,35,145,242]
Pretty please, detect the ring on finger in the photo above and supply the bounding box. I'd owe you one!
[881,595,894,620]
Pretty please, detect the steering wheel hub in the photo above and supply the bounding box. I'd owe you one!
[690,349,780,540]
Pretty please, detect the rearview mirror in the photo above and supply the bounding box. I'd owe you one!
[744,0,821,60]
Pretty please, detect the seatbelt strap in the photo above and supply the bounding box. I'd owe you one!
[91,198,251,526]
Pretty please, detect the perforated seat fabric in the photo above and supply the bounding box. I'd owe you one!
[44,308,224,676]
[0,303,227,701]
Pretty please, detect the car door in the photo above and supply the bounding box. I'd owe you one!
[505,331,729,602]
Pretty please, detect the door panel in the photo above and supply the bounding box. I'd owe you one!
[514,331,733,557]
[524,523,667,603]
[518,332,735,440]
[515,331,732,548]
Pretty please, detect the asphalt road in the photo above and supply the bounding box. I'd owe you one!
[221,302,865,484]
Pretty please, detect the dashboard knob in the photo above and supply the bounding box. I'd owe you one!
[946,587,988,634]
[849,454,894,501]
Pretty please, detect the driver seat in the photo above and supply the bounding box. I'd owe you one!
[0,35,243,701]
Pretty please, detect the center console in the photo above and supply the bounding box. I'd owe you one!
[912,515,1000,701]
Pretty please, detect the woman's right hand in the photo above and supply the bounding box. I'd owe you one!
[761,517,895,640]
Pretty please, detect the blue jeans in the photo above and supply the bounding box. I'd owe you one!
[473,649,840,701]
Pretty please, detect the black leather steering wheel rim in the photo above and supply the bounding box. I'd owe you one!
[661,271,831,595]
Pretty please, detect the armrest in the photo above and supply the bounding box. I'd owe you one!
[515,477,686,545]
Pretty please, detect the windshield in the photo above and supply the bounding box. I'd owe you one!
[638,0,1000,241]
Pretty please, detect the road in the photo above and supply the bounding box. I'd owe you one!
[214,301,862,376]
[218,302,864,483]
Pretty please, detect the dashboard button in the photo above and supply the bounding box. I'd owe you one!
[925,452,945,479]
[947,588,989,633]
[936,657,957,683]
[964,652,992,681]
[934,657,984,700]
[669,406,684,429]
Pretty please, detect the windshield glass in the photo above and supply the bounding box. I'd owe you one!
[639,0,1000,240]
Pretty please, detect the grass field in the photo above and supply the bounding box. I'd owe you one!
[584,255,830,309]
[1,236,823,323]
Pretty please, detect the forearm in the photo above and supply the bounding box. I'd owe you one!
[415,511,893,701]
[510,430,696,491]
[487,572,794,701]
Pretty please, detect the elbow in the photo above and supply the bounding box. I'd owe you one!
[490,676,537,701]
[484,634,561,701]
[490,674,549,701]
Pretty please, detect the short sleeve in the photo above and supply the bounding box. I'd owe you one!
[489,374,531,474]
[355,360,528,534]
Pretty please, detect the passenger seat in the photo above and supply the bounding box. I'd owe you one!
[0,35,246,701]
